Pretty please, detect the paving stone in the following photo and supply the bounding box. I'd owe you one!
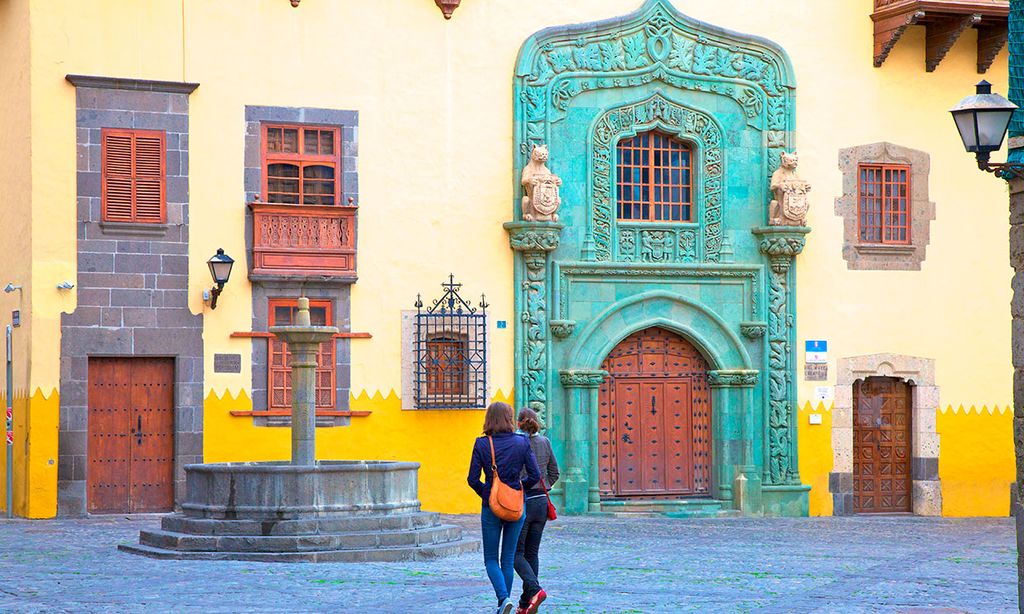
[0,515,1015,613]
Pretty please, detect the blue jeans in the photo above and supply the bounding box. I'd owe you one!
[480,502,526,603]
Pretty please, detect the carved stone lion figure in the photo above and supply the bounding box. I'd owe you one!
[521,144,562,222]
[768,152,811,227]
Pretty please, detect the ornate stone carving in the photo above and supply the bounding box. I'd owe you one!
[521,145,562,222]
[768,152,811,227]
[592,95,723,262]
[679,230,697,263]
[708,370,759,388]
[559,369,608,388]
[434,0,461,20]
[505,222,564,421]
[640,230,673,263]
[740,321,767,339]
[549,319,576,339]
[753,226,809,485]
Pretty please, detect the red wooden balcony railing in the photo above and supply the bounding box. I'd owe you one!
[249,202,357,279]
[872,0,1008,73]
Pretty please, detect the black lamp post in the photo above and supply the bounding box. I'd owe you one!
[951,80,1023,179]
[207,248,234,310]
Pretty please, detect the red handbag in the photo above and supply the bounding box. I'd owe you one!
[541,477,557,521]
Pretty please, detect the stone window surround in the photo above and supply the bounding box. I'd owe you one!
[60,74,203,516]
[243,105,358,426]
[830,353,941,516]
[835,142,935,271]
[400,310,491,411]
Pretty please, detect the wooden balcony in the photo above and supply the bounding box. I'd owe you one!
[872,0,1008,72]
[249,202,356,281]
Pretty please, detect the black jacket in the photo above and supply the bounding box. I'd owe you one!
[467,432,541,503]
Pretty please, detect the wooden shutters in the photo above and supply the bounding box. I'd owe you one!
[616,130,693,222]
[268,299,336,411]
[101,129,166,223]
[262,125,341,205]
[858,163,910,244]
[425,336,469,396]
[87,357,175,514]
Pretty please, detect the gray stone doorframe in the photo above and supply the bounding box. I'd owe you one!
[831,353,941,516]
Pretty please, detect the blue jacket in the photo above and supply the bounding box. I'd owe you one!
[467,432,541,503]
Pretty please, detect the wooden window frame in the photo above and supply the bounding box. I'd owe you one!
[857,163,911,245]
[261,124,342,206]
[267,299,336,412]
[424,334,469,397]
[616,130,694,223]
[101,128,167,224]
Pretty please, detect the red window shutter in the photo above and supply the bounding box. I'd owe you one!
[102,129,166,224]
[268,300,336,411]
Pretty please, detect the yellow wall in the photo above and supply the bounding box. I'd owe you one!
[797,402,833,516]
[10,0,1015,515]
[938,405,1014,517]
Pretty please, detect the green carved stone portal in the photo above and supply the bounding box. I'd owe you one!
[508,0,809,517]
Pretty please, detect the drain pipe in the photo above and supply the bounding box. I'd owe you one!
[5,325,12,518]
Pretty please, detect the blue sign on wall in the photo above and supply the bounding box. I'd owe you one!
[805,340,827,353]
[496,321,507,329]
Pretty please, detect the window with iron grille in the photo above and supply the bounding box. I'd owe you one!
[616,130,693,222]
[262,124,341,205]
[101,128,166,223]
[412,276,487,409]
[858,163,910,244]
[268,299,336,411]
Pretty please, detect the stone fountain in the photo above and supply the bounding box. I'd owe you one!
[120,298,477,562]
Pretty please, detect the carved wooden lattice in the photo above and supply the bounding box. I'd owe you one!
[598,327,711,498]
[853,376,912,513]
[250,202,356,278]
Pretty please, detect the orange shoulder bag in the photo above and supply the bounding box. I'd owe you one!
[487,436,524,522]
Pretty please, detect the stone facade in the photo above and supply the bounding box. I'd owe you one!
[831,353,941,516]
[243,106,358,425]
[835,142,935,271]
[59,76,203,516]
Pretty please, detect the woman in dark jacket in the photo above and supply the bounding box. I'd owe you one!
[513,408,560,614]
[468,402,541,614]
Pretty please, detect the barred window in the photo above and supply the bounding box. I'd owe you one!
[858,163,910,244]
[616,130,693,222]
[409,276,488,410]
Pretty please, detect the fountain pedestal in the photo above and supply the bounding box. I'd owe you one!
[120,298,477,562]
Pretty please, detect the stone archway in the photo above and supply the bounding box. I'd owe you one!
[832,354,941,516]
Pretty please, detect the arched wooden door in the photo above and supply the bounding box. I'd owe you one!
[853,377,912,513]
[598,327,712,498]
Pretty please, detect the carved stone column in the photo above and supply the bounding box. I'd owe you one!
[504,222,563,423]
[709,369,761,514]
[752,226,810,487]
[558,369,607,515]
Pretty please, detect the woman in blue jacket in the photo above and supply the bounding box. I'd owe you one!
[468,401,541,614]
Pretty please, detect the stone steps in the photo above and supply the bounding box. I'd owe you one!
[119,538,480,563]
[599,499,734,518]
[160,511,441,536]
[137,524,463,553]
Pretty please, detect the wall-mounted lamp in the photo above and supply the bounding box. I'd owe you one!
[951,80,1024,180]
[56,281,75,290]
[2,284,21,294]
[207,248,235,310]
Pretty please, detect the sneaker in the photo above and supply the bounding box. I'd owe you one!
[525,589,547,614]
[498,598,516,614]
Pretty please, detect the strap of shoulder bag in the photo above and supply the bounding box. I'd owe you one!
[488,436,498,474]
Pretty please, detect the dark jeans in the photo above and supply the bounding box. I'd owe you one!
[514,496,549,607]
[480,502,526,603]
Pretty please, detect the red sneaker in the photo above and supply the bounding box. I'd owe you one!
[525,589,547,614]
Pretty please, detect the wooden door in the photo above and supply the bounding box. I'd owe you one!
[88,357,175,513]
[598,328,711,498]
[853,377,911,513]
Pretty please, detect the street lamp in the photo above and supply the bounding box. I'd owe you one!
[207,248,234,310]
[951,80,1023,179]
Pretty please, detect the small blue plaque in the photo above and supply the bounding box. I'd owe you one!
[496,320,507,329]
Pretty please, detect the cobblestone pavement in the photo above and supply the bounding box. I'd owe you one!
[0,515,1014,613]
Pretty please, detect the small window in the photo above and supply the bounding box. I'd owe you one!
[262,124,341,206]
[268,299,335,411]
[616,130,693,222]
[409,277,488,409]
[101,128,166,223]
[858,163,910,244]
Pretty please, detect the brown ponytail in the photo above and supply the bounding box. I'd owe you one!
[517,407,542,435]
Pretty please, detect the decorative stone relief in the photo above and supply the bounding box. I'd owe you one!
[558,370,608,388]
[834,142,934,271]
[592,95,723,262]
[521,145,562,223]
[708,370,759,388]
[768,152,811,227]
[753,226,809,485]
[549,320,576,340]
[739,321,767,339]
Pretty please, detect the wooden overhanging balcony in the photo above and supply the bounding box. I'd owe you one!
[249,201,356,281]
[872,0,1008,72]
